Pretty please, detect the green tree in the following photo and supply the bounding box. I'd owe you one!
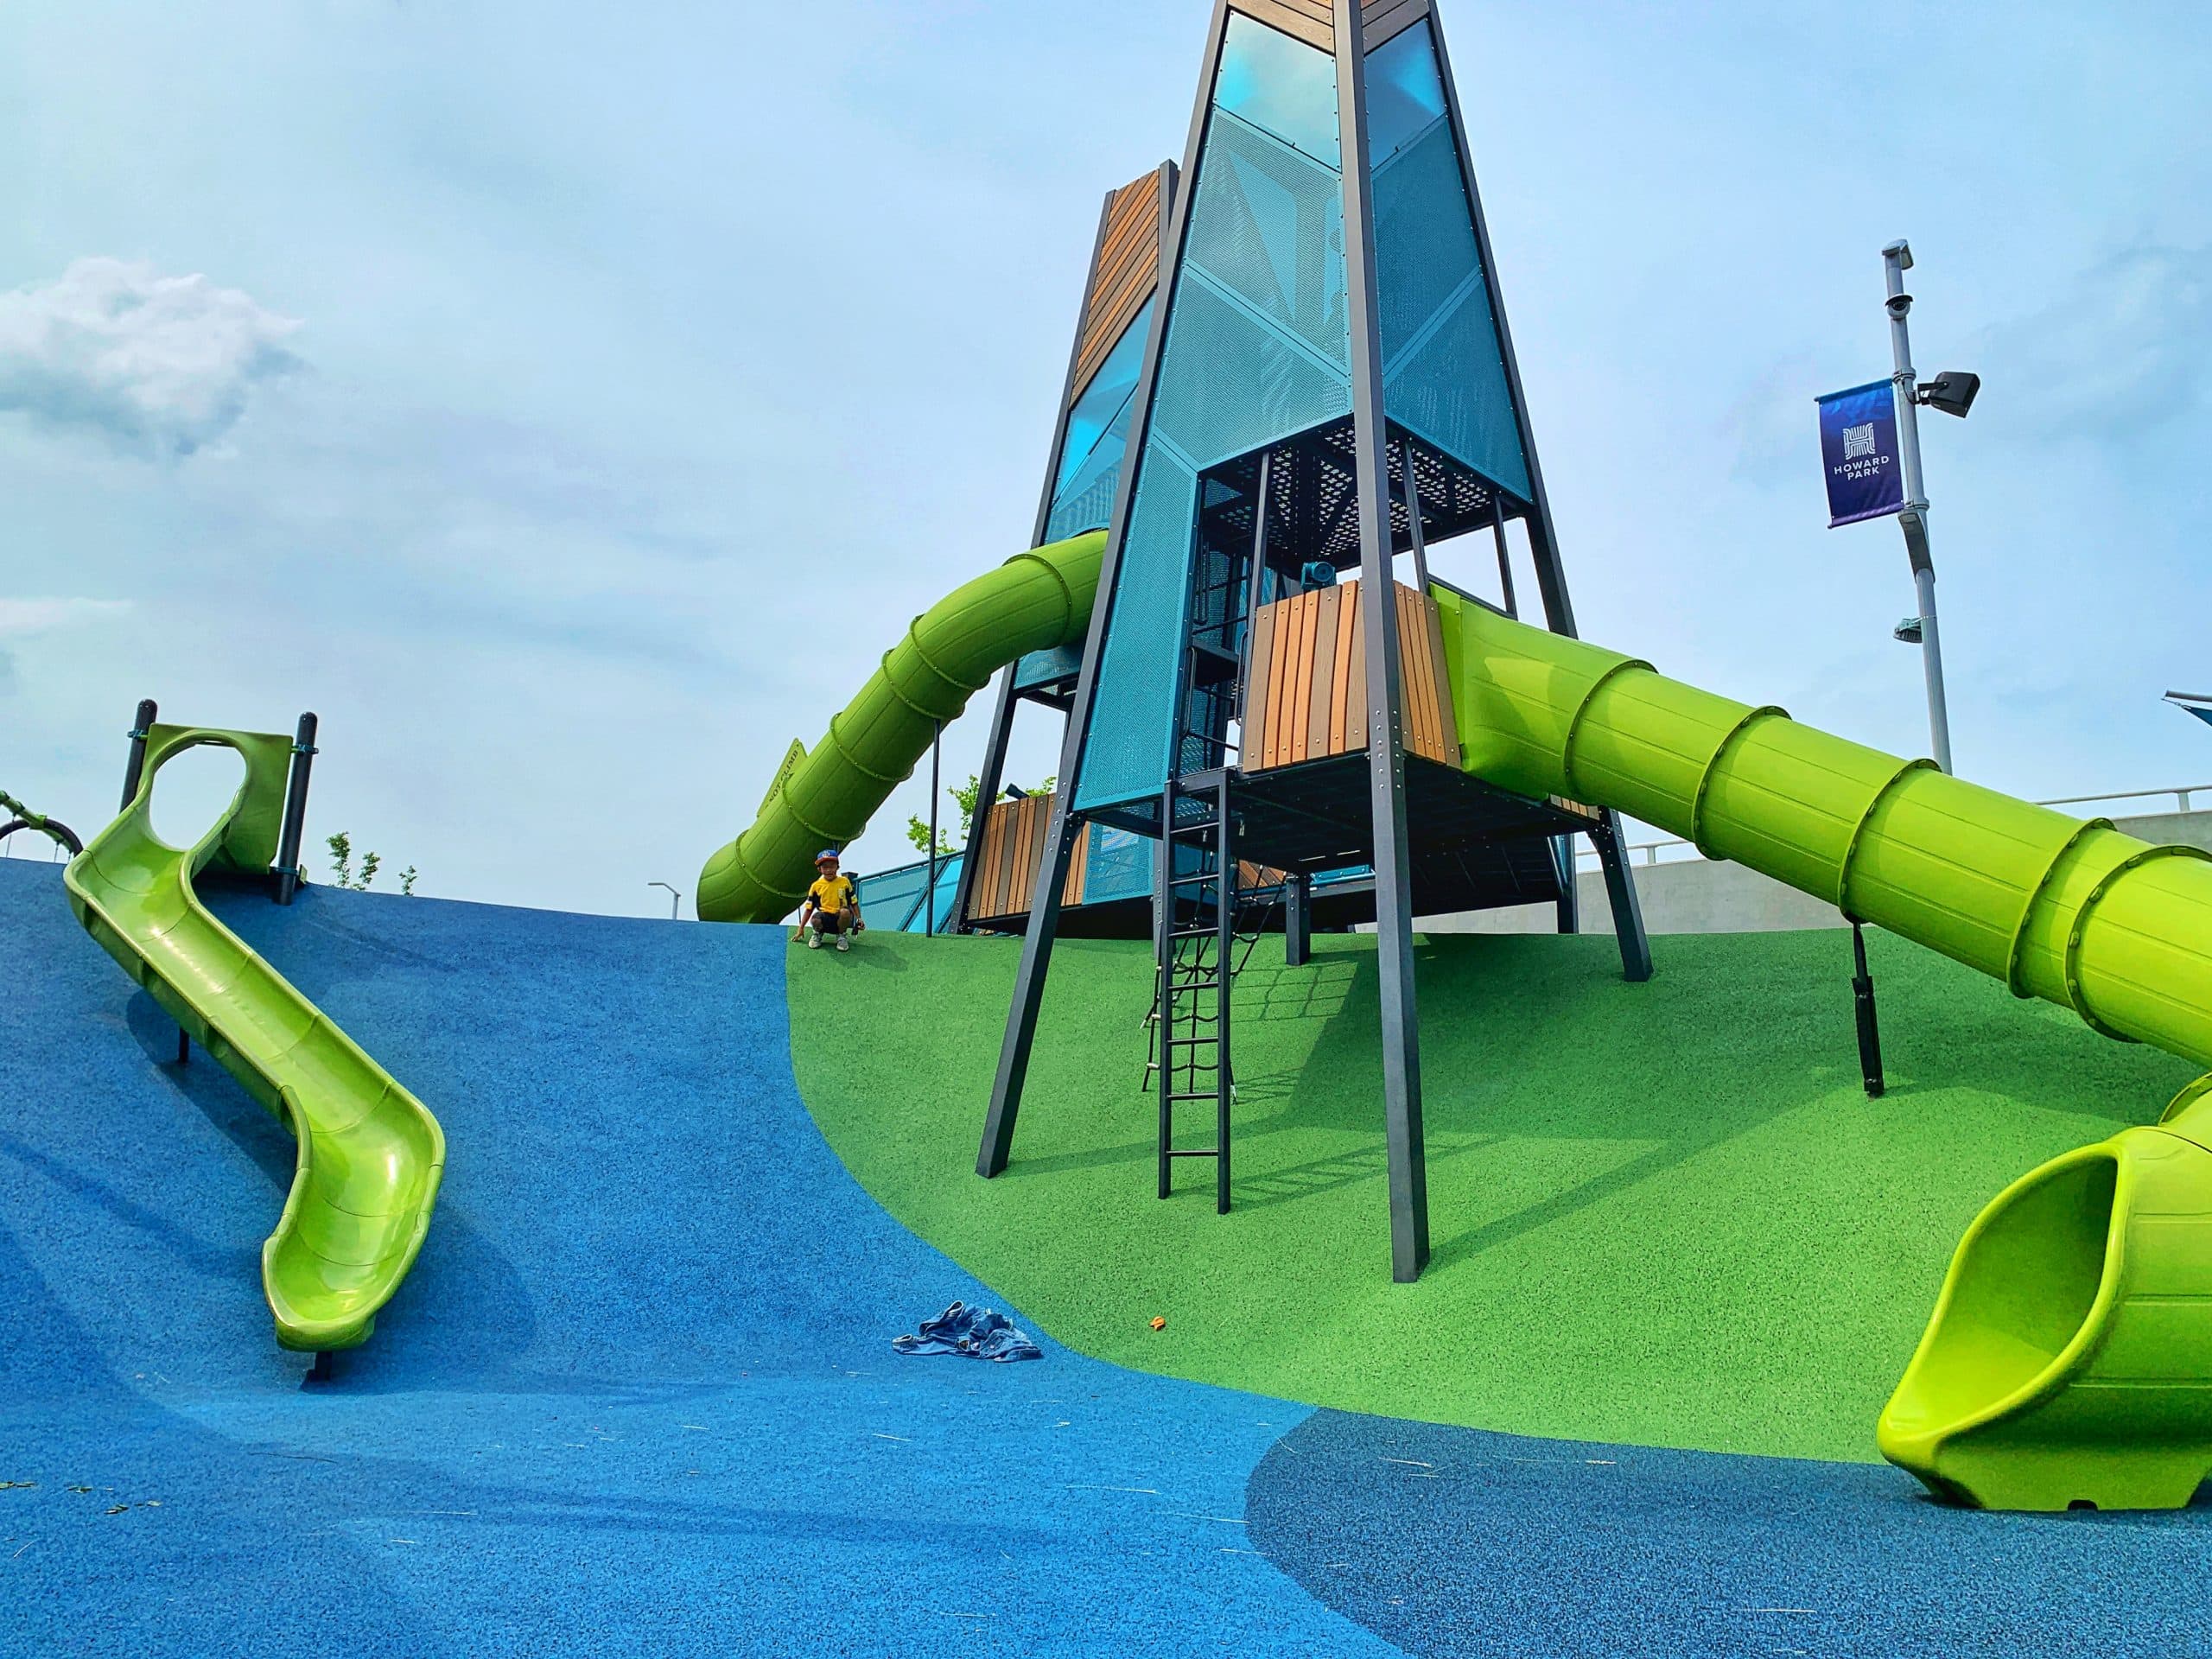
[906,772,1054,858]
[326,831,417,894]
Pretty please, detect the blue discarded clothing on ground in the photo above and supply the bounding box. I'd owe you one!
[892,1300,1041,1363]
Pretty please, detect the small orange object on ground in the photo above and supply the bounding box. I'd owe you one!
[1149,1316,1166,1331]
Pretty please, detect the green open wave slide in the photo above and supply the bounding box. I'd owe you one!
[705,534,2212,1510]
[67,723,444,1352]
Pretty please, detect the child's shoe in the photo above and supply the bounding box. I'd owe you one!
[836,934,850,951]
[806,932,821,950]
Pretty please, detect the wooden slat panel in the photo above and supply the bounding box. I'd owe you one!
[1012,798,1041,916]
[1062,814,1088,906]
[1412,586,1443,762]
[1396,585,1433,761]
[1329,582,1357,754]
[1231,0,1333,52]
[1072,175,1161,394]
[1265,592,1295,770]
[975,799,1008,919]
[990,798,1018,919]
[1426,597,1460,766]
[1244,597,1277,773]
[1292,590,1320,762]
[1306,585,1339,761]
[1362,0,1432,48]
[1346,585,1369,753]
[1281,591,1309,766]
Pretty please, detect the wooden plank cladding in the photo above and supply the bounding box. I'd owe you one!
[1071,171,1163,402]
[1244,582,1459,772]
[964,792,1085,925]
[1227,0,1432,54]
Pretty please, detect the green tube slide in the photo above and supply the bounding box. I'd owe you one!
[1434,588,2212,1510]
[696,530,1104,924]
[67,725,444,1352]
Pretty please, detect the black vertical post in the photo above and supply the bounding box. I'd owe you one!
[1241,451,1274,680]
[1398,439,1432,594]
[1490,497,1518,619]
[121,698,158,810]
[1853,920,1885,1096]
[950,672,1018,934]
[925,720,942,936]
[1586,811,1652,982]
[1554,834,1580,935]
[274,713,318,906]
[1285,871,1312,967]
[1338,0,1429,1283]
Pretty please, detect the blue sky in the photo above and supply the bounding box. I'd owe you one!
[2,2,2208,915]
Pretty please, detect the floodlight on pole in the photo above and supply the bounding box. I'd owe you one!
[647,880,682,919]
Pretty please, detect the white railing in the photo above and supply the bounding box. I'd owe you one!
[1578,785,2212,872]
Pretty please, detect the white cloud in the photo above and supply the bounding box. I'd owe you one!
[0,596,132,634]
[0,258,302,458]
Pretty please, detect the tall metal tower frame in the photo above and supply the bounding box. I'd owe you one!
[968,0,1649,1282]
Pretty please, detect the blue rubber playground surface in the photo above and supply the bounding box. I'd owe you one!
[6,857,2212,1656]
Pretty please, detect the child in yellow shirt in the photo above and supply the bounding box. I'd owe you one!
[791,849,864,951]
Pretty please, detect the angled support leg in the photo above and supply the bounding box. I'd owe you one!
[976,792,1086,1177]
[1554,836,1580,935]
[1589,809,1652,982]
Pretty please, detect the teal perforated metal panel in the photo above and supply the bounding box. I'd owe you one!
[1368,22,1531,500]
[1075,14,1352,812]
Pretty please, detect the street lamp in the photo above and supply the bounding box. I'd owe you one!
[1880,238,1978,776]
[647,880,682,920]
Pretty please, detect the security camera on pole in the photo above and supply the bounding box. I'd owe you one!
[1816,240,1979,773]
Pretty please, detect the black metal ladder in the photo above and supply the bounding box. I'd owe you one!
[1153,766,1235,1211]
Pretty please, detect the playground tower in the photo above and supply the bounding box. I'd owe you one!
[968,0,1650,1281]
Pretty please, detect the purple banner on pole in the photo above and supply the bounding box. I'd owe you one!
[1816,378,1904,528]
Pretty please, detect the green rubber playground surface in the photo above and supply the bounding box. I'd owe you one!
[790,925,2200,1465]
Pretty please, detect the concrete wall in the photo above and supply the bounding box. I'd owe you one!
[1424,808,2212,938]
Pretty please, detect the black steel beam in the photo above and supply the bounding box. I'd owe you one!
[1337,0,1430,1283]
[948,670,1019,934]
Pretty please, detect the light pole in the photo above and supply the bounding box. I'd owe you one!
[1882,239,1968,775]
[647,880,682,920]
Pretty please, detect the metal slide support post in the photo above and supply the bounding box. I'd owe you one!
[1398,440,1432,594]
[1285,872,1312,968]
[1338,0,1429,1282]
[949,671,1018,935]
[1852,920,1886,1096]
[1242,451,1274,681]
[1884,242,1954,776]
[925,720,942,936]
[121,698,158,810]
[1587,810,1652,982]
[1554,834,1580,935]
[275,712,318,906]
[978,22,1211,1181]
[1490,496,1517,619]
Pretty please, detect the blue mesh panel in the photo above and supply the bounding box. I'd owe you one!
[1365,20,1446,164]
[1014,642,1082,691]
[1081,823,1152,903]
[1074,448,1197,808]
[1385,278,1530,499]
[1372,108,1530,497]
[1151,278,1351,470]
[1212,13,1339,168]
[1054,298,1152,496]
[1185,113,1348,368]
[1373,121,1475,359]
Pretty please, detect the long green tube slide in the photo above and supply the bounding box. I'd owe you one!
[1434,588,2212,1510]
[67,724,444,1352]
[696,530,1104,924]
